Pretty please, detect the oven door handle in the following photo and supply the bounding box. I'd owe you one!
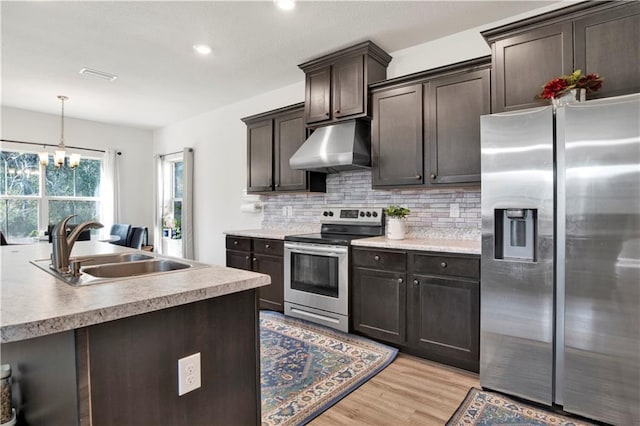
[286,247,347,257]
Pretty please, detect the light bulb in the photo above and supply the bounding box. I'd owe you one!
[54,150,66,167]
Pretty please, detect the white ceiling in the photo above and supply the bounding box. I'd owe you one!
[2,1,555,130]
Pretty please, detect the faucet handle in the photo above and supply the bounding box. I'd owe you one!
[69,258,94,277]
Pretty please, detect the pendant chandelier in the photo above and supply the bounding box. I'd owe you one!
[39,95,80,168]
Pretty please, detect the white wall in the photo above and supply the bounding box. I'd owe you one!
[1,106,155,236]
[153,2,570,266]
[153,81,305,265]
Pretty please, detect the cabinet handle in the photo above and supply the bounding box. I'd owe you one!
[275,184,279,188]
[430,173,436,179]
[233,240,238,245]
[415,175,422,180]
[252,257,257,262]
[325,112,330,117]
[413,279,420,286]
[397,278,404,284]
[374,255,380,261]
[245,255,250,260]
[335,110,340,114]
[440,261,447,268]
[265,244,271,249]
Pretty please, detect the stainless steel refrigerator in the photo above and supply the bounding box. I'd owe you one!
[480,94,639,425]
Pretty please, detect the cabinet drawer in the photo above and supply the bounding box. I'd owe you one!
[226,236,252,252]
[253,238,284,256]
[352,248,406,272]
[410,253,479,279]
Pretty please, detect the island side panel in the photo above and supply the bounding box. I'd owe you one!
[0,330,79,426]
[81,289,260,426]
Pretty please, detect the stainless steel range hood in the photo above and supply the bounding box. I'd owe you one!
[289,120,371,173]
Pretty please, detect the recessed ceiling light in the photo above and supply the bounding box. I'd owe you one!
[79,67,118,82]
[193,44,212,55]
[274,0,295,11]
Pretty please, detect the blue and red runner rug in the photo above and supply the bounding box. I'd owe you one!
[447,388,597,426]
[260,311,397,426]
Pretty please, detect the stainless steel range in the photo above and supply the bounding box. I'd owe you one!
[284,207,384,332]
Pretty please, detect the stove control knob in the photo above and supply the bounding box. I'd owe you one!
[366,211,372,217]
[328,211,334,216]
[323,211,329,216]
[372,211,378,217]
[360,212,365,217]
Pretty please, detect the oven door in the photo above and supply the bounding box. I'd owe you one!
[284,242,349,316]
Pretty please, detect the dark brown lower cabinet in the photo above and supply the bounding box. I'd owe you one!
[253,253,284,312]
[226,236,284,312]
[351,246,480,372]
[352,267,406,345]
[407,274,479,372]
[82,290,259,426]
[2,290,260,426]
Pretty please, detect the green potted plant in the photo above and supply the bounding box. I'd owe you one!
[384,205,410,240]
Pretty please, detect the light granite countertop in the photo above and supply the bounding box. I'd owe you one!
[1,242,270,343]
[224,228,307,240]
[352,236,481,255]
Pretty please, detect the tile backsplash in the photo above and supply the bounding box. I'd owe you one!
[261,170,481,239]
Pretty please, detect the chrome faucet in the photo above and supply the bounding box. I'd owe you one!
[51,215,104,274]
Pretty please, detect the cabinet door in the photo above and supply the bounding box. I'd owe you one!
[246,119,273,193]
[352,267,406,345]
[428,69,489,185]
[253,253,284,313]
[371,84,424,187]
[408,274,479,372]
[226,250,252,271]
[305,66,331,124]
[574,3,640,100]
[332,55,365,119]
[493,22,573,112]
[274,109,307,191]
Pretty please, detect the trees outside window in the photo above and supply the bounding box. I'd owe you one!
[0,150,102,242]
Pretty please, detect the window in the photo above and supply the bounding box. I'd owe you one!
[159,153,183,257]
[161,156,183,239]
[0,149,103,242]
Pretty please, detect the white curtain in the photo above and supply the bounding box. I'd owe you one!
[101,149,120,232]
[153,154,164,254]
[182,148,195,259]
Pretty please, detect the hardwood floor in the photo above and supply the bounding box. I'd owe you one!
[310,353,479,426]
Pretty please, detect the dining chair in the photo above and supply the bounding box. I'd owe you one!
[109,224,132,246]
[127,227,146,249]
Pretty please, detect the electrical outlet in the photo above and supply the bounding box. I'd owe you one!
[178,352,201,396]
[287,206,293,217]
[450,203,460,218]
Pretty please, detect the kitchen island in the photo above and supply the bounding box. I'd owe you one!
[1,241,269,426]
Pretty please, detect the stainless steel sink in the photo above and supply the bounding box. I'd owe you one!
[73,253,154,266]
[82,259,191,278]
[31,252,207,286]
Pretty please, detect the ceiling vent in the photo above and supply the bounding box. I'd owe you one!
[79,67,118,82]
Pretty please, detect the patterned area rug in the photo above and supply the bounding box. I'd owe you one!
[447,388,597,426]
[260,311,398,426]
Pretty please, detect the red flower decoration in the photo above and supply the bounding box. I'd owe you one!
[536,70,603,100]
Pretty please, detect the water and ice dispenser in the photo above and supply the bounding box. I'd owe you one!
[494,209,536,261]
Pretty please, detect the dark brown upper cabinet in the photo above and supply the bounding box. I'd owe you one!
[491,22,573,112]
[305,66,332,124]
[428,68,490,184]
[483,1,640,113]
[242,103,326,194]
[371,84,424,187]
[573,3,640,100]
[245,119,273,193]
[299,41,391,126]
[370,57,490,189]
